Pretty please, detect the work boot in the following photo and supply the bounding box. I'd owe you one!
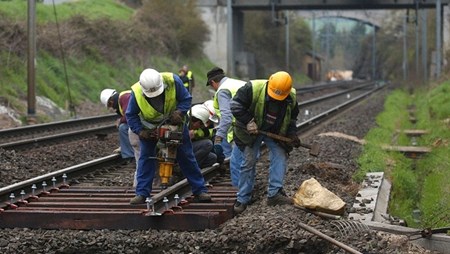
[267,189,293,206]
[129,195,146,205]
[193,192,212,203]
[233,201,247,214]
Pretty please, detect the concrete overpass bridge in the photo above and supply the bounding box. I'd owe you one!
[197,0,449,80]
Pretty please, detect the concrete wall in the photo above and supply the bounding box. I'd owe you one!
[197,0,228,71]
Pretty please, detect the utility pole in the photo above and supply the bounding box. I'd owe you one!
[285,10,289,72]
[421,9,428,84]
[27,0,36,124]
[312,12,316,82]
[227,0,234,77]
[435,0,441,79]
[372,24,376,80]
[403,14,408,81]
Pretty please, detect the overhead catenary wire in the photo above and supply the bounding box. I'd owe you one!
[52,0,76,118]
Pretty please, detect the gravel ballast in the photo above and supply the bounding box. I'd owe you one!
[0,89,440,254]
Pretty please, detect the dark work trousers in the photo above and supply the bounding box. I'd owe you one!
[192,139,217,168]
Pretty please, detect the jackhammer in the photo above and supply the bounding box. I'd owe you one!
[155,122,183,189]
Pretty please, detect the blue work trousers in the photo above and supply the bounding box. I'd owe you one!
[229,142,244,187]
[118,123,135,159]
[135,124,208,198]
[236,135,287,205]
[221,139,232,159]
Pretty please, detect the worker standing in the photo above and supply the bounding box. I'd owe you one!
[126,68,211,204]
[99,89,136,165]
[230,71,301,214]
[188,104,217,168]
[205,66,246,187]
[179,65,195,94]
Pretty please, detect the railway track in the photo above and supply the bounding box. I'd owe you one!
[0,81,389,253]
[0,114,117,150]
[0,81,384,219]
[0,80,379,151]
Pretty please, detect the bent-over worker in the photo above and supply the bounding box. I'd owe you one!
[126,68,211,204]
[230,71,300,214]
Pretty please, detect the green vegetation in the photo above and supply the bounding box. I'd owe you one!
[0,0,215,120]
[0,0,312,122]
[0,0,133,22]
[356,84,450,228]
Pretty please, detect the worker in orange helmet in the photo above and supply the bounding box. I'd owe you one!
[230,71,300,214]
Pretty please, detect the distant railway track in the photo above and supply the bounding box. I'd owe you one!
[0,80,379,151]
[0,114,118,149]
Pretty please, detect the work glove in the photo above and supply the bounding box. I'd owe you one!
[213,144,225,164]
[288,134,301,148]
[139,129,157,140]
[246,118,258,135]
[169,110,184,125]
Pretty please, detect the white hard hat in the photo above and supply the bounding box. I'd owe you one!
[139,68,164,98]
[191,104,211,127]
[100,88,117,107]
[202,100,219,124]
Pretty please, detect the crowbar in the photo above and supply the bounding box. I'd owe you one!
[257,130,320,157]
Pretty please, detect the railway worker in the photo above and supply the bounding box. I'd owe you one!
[206,66,246,187]
[126,68,211,205]
[202,99,220,126]
[188,104,217,168]
[179,65,195,93]
[230,71,301,214]
[99,88,136,165]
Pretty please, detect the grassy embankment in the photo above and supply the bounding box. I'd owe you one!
[355,82,450,229]
[0,0,216,122]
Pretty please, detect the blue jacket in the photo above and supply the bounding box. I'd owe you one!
[126,74,191,134]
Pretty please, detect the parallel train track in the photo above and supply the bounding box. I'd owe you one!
[0,81,387,253]
[0,81,385,253]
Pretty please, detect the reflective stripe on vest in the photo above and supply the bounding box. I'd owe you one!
[250,80,296,136]
[131,72,176,123]
[183,71,193,88]
[213,78,246,142]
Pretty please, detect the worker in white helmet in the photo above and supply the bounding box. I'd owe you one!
[99,88,136,166]
[188,104,217,168]
[202,100,219,126]
[126,68,211,205]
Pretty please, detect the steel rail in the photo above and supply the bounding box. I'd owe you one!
[0,154,122,202]
[0,125,116,150]
[297,82,386,132]
[299,82,376,107]
[0,82,385,236]
[0,113,117,139]
[0,161,236,230]
[297,80,363,93]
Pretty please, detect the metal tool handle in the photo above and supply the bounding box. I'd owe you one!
[257,130,319,156]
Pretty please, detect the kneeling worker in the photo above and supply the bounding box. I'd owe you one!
[188,104,217,168]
